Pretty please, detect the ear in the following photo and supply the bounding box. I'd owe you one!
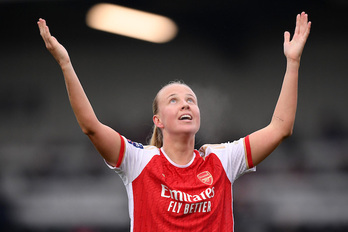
[153,115,164,129]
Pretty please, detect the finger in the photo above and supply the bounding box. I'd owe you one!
[38,19,50,36]
[38,19,49,39]
[294,13,300,35]
[39,20,53,43]
[300,12,308,35]
[300,13,311,41]
[284,31,290,44]
[37,18,47,31]
[38,19,55,49]
[37,18,45,34]
[303,21,312,40]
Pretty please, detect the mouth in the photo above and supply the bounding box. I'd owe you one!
[179,114,192,120]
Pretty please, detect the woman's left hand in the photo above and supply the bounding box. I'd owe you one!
[283,12,311,62]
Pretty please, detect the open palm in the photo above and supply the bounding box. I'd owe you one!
[284,12,311,62]
[37,18,70,66]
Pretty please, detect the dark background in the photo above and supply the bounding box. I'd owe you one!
[1,0,348,231]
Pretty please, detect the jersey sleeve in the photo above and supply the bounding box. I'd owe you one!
[200,136,256,183]
[104,135,159,185]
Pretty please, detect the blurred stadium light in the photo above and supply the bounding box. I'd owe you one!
[86,3,178,43]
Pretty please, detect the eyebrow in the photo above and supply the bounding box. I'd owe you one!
[167,93,196,99]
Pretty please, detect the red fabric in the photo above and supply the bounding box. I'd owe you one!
[116,133,125,168]
[131,152,234,232]
[244,135,254,168]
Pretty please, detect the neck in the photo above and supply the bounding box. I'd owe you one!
[162,133,195,165]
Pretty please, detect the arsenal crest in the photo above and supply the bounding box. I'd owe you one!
[197,171,213,185]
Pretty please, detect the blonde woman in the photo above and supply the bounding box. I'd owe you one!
[38,12,311,232]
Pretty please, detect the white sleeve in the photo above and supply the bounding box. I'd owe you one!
[105,135,159,185]
[200,137,256,183]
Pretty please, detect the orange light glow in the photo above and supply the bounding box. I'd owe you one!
[86,3,178,43]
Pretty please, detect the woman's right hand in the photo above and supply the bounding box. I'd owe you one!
[37,18,70,67]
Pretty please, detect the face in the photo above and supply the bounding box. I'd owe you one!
[153,83,200,137]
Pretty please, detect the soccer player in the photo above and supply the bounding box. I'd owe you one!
[38,12,311,231]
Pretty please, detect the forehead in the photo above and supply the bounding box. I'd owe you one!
[158,84,196,100]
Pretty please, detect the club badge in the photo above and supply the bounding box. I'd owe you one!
[197,171,213,185]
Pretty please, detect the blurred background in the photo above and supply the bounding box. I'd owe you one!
[1,0,348,231]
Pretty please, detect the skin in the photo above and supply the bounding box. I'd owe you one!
[153,83,201,165]
[249,12,311,165]
[37,12,311,167]
[38,18,122,167]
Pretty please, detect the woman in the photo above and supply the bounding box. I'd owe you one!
[38,12,311,231]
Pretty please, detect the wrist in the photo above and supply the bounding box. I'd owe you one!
[286,57,301,69]
[60,59,72,71]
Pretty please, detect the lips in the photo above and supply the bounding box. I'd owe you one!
[179,114,192,120]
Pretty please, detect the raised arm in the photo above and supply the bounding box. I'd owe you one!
[248,12,311,166]
[38,19,121,167]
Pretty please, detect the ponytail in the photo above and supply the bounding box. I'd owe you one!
[149,90,163,148]
[150,125,163,148]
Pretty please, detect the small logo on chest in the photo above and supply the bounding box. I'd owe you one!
[197,171,213,185]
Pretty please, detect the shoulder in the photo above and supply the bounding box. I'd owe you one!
[122,136,159,153]
[199,138,244,156]
[199,143,227,155]
[118,136,160,168]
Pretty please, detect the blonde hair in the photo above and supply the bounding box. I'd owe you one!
[149,80,188,148]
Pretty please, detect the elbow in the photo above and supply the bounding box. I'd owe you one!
[271,116,295,139]
[288,127,294,137]
[284,130,293,139]
[80,120,101,136]
[82,127,94,136]
[286,122,295,137]
[75,114,102,136]
[281,127,294,140]
[270,121,294,140]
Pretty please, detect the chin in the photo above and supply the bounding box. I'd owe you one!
[179,126,200,135]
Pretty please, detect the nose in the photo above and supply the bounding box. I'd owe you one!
[181,102,190,110]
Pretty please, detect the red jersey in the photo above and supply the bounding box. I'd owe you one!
[106,135,255,232]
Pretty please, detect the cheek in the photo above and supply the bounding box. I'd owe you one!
[193,107,201,126]
[194,106,201,118]
[159,107,176,123]
[197,114,201,127]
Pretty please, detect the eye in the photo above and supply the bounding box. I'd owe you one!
[187,98,195,104]
[170,98,177,104]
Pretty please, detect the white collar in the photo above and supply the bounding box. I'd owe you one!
[160,148,196,168]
